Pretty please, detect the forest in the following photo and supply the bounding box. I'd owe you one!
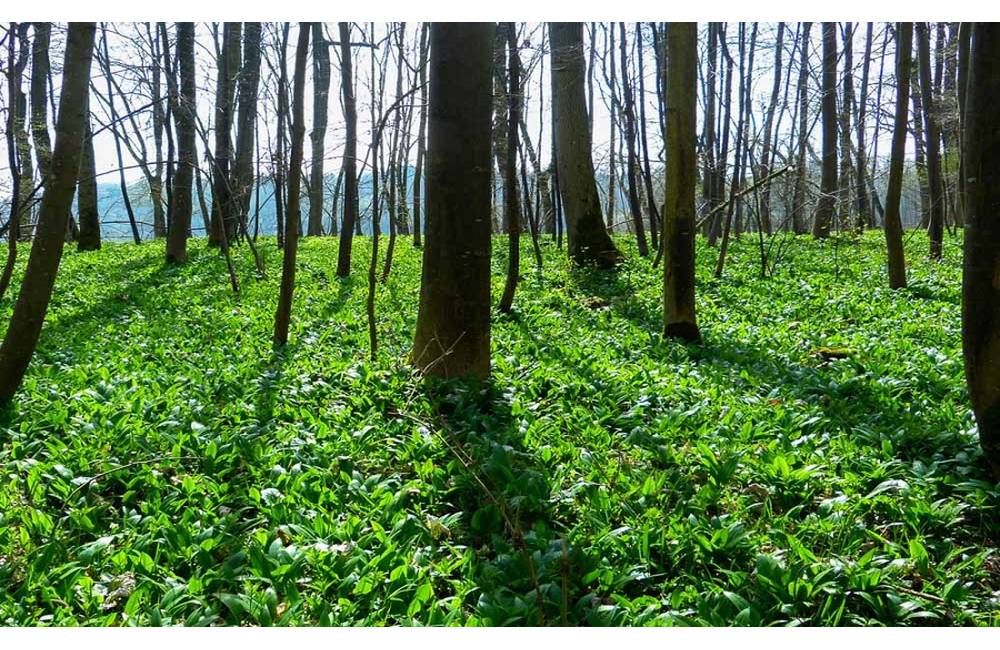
[0,20,999,627]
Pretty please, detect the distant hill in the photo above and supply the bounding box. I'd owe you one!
[96,169,416,241]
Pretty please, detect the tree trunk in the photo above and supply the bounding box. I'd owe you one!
[758,22,784,235]
[884,22,911,289]
[308,22,330,237]
[838,23,855,230]
[499,22,521,314]
[0,22,95,404]
[854,23,874,231]
[412,23,429,248]
[232,22,262,240]
[77,96,101,252]
[619,22,649,256]
[167,22,196,264]
[917,22,945,260]
[812,22,838,238]
[792,22,812,234]
[411,22,495,378]
[209,22,240,247]
[549,22,619,268]
[336,22,359,277]
[962,22,1000,478]
[273,23,310,347]
[663,22,701,344]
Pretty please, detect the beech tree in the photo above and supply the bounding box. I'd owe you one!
[273,22,310,347]
[0,22,96,404]
[549,22,619,268]
[308,23,330,237]
[498,22,521,314]
[77,94,101,252]
[662,22,701,344]
[917,22,945,260]
[335,22,358,277]
[812,22,837,238]
[883,22,910,289]
[166,22,196,264]
[411,22,495,378]
[962,23,1000,479]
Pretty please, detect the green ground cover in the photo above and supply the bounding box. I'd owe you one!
[0,231,997,625]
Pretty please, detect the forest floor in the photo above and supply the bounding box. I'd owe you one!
[0,230,998,626]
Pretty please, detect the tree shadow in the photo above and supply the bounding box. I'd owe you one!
[418,376,600,626]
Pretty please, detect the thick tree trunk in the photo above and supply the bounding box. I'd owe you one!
[0,22,95,404]
[962,22,1000,479]
[167,22,196,264]
[411,23,495,379]
[273,23,310,347]
[812,23,838,238]
[308,22,330,237]
[663,23,701,344]
[336,22,359,277]
[549,22,619,268]
[883,22,911,289]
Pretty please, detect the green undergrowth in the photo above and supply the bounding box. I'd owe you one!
[0,229,998,626]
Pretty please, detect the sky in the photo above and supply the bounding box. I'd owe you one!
[1,22,913,211]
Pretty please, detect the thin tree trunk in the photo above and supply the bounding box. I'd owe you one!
[273,22,310,347]
[167,22,196,263]
[812,22,838,238]
[917,22,945,259]
[77,96,101,252]
[336,22,359,276]
[792,22,812,234]
[884,22,911,289]
[308,22,330,236]
[499,22,522,313]
[619,22,649,256]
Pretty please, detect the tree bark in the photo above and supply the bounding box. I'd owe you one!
[336,22,359,277]
[792,22,812,234]
[77,96,101,252]
[812,23,838,238]
[232,22,262,241]
[917,22,945,260]
[273,23,310,347]
[0,22,96,404]
[308,22,330,237]
[411,22,495,379]
[499,22,521,314]
[549,22,619,268]
[167,22,196,263]
[884,22,911,289]
[208,22,240,247]
[412,23,429,248]
[962,22,1000,478]
[663,22,701,344]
